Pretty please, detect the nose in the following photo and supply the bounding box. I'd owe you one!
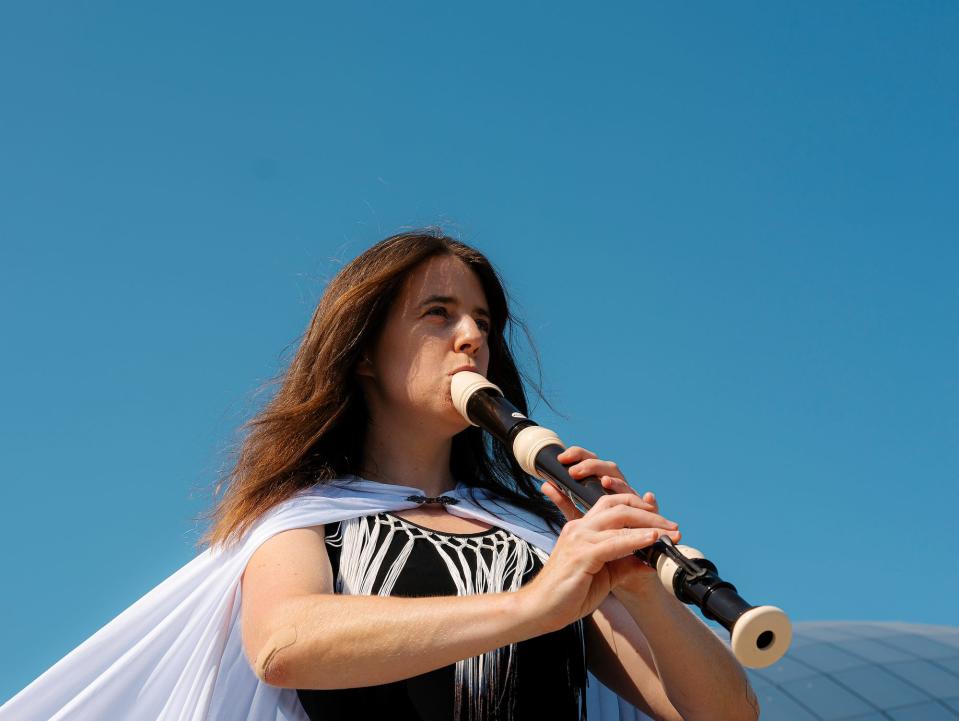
[453,314,485,355]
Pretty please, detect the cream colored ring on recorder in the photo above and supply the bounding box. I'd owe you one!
[731,605,792,669]
[655,545,706,597]
[512,425,565,477]
[450,371,502,424]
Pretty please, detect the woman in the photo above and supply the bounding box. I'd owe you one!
[218,230,759,721]
[0,229,758,721]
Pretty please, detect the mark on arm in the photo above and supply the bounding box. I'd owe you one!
[255,625,299,684]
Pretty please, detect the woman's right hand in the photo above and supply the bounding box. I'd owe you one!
[516,482,681,634]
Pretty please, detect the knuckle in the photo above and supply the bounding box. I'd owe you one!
[562,519,581,536]
[612,505,639,525]
[593,495,613,511]
[606,493,630,508]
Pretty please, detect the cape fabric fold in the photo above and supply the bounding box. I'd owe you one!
[1,478,649,721]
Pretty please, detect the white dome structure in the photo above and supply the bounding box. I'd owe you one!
[744,621,959,720]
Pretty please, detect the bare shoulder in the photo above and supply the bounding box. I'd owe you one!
[242,523,335,597]
[240,524,335,664]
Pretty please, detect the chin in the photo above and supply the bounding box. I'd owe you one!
[439,396,470,430]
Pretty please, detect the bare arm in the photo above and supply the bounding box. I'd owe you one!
[609,581,759,721]
[585,596,685,721]
[240,525,544,689]
[586,593,760,721]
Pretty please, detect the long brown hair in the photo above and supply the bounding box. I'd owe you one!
[198,229,564,551]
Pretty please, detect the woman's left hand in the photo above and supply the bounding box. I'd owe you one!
[542,446,681,595]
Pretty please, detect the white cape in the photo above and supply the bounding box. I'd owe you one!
[0,478,648,721]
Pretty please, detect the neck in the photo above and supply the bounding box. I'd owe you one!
[359,416,459,498]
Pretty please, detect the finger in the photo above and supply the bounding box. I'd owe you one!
[568,458,625,483]
[600,475,642,498]
[589,491,665,516]
[584,499,679,532]
[594,477,667,521]
[593,527,683,561]
[540,481,584,522]
[556,446,598,465]
[642,491,658,512]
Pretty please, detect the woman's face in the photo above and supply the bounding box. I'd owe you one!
[359,254,492,433]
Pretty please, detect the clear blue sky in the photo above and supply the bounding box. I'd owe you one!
[1,1,956,703]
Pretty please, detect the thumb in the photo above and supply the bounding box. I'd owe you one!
[541,480,583,522]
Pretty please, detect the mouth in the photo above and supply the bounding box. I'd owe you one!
[448,365,481,376]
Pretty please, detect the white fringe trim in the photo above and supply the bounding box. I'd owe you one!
[326,513,555,721]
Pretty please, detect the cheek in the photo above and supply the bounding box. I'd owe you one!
[478,346,492,376]
[393,348,449,398]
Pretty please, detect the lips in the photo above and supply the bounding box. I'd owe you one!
[448,365,480,376]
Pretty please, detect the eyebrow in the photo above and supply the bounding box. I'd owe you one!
[418,294,490,319]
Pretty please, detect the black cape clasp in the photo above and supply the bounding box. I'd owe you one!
[406,494,460,506]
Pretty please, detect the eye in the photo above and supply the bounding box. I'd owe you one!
[425,306,490,333]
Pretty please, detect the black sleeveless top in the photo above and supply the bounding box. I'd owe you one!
[295,512,588,721]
